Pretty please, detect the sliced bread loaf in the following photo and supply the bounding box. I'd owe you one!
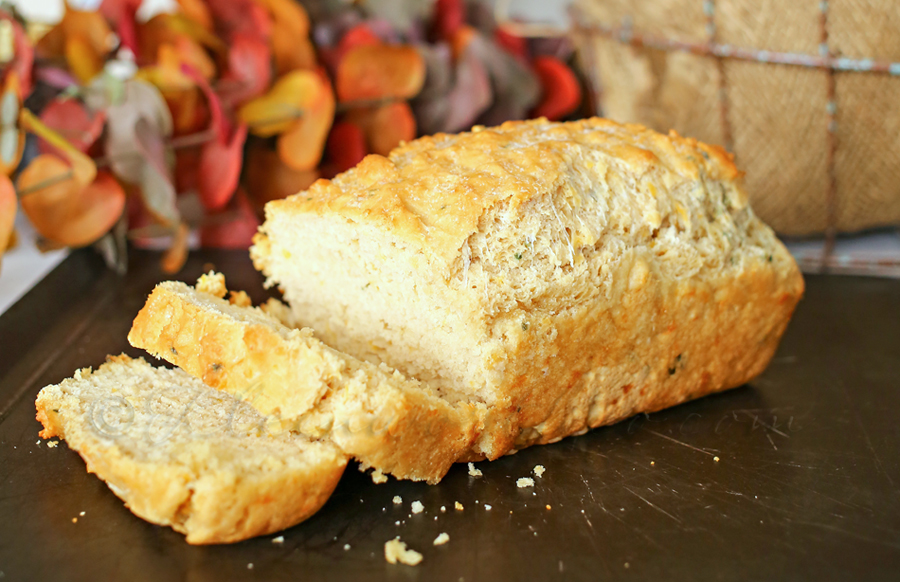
[127,274,481,484]
[251,117,805,459]
[35,355,347,544]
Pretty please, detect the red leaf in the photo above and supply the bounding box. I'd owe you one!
[327,121,367,173]
[531,57,582,121]
[2,15,33,97]
[100,0,141,55]
[181,63,229,138]
[335,24,381,64]
[0,174,15,260]
[199,123,247,211]
[431,0,465,42]
[200,188,259,248]
[37,99,105,155]
[494,27,528,61]
[218,33,272,107]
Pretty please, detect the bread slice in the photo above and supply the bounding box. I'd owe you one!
[127,274,482,484]
[250,117,805,459]
[35,355,347,544]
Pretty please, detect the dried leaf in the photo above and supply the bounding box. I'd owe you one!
[104,79,173,184]
[531,56,581,121]
[336,45,425,102]
[0,174,15,262]
[412,41,491,134]
[494,27,528,61]
[138,13,225,63]
[218,33,272,107]
[467,33,540,126]
[333,24,381,65]
[277,76,334,171]
[175,0,214,30]
[200,188,259,248]
[326,121,366,172]
[100,0,141,56]
[133,116,179,225]
[0,72,24,176]
[37,98,106,155]
[19,156,126,247]
[206,0,271,44]
[34,67,79,91]
[65,34,105,84]
[36,6,112,61]
[161,222,190,274]
[199,122,247,211]
[243,142,318,208]
[239,70,325,137]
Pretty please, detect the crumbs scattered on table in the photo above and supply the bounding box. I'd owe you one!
[433,532,450,546]
[272,536,284,544]
[714,456,720,462]
[651,461,655,465]
[79,511,85,516]
[371,469,388,484]
[393,495,402,504]
[411,501,424,514]
[71,517,77,523]
[247,563,253,570]
[455,501,464,511]
[517,477,534,488]
[533,465,545,478]
[546,505,551,510]
[36,440,40,446]
[440,505,446,513]
[468,462,483,477]
[384,538,423,566]
[47,441,58,448]
[344,544,351,551]
[484,504,492,510]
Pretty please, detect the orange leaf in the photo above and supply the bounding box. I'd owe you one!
[19,156,125,247]
[239,70,324,137]
[65,34,105,84]
[347,102,416,157]
[257,0,315,75]
[0,174,15,260]
[336,45,425,103]
[0,72,24,176]
[37,6,112,61]
[243,143,318,208]
[37,98,105,155]
[450,25,476,62]
[161,222,190,274]
[277,77,335,171]
[333,24,380,66]
[326,121,367,173]
[175,0,214,30]
[531,57,582,121]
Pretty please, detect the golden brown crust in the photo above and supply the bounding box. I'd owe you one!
[128,280,481,484]
[263,117,742,269]
[34,355,347,544]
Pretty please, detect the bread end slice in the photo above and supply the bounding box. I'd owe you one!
[35,355,347,544]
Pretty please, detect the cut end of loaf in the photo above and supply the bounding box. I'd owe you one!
[34,355,347,544]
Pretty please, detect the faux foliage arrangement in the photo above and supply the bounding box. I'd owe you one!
[0,0,582,274]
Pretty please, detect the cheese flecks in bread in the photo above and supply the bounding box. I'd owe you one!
[34,355,347,544]
[127,278,482,484]
[251,116,804,460]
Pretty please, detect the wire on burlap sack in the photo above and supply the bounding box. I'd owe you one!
[544,0,900,273]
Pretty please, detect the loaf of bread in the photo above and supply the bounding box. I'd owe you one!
[251,117,805,460]
[35,355,347,544]
[127,274,481,484]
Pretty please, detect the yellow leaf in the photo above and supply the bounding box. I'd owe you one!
[239,70,324,137]
[65,34,104,84]
[19,108,97,189]
[277,79,335,171]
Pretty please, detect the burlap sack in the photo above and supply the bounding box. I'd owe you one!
[574,0,900,236]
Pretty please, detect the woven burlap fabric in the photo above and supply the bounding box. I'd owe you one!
[577,0,900,236]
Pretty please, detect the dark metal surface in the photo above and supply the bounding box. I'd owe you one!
[1,250,899,581]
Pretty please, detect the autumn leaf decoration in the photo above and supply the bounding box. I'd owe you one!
[0,0,582,274]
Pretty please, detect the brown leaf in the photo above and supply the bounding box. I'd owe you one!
[336,44,425,102]
[161,222,190,274]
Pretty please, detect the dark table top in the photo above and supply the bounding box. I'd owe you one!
[1,249,899,582]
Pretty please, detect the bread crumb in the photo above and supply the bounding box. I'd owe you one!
[272,536,284,544]
[533,465,545,477]
[440,505,446,513]
[395,520,400,526]
[454,501,463,511]
[47,441,58,448]
[36,440,41,446]
[433,532,450,546]
[384,538,423,566]
[484,504,492,510]
[714,456,720,462]
[467,462,483,477]
[71,517,77,523]
[411,501,424,514]
[196,272,227,298]
[344,544,351,551]
[546,505,551,510]
[79,511,85,516]
[517,477,535,488]
[651,461,655,465]
[624,562,630,569]
[371,469,388,484]
[247,563,253,570]
[393,495,402,504]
